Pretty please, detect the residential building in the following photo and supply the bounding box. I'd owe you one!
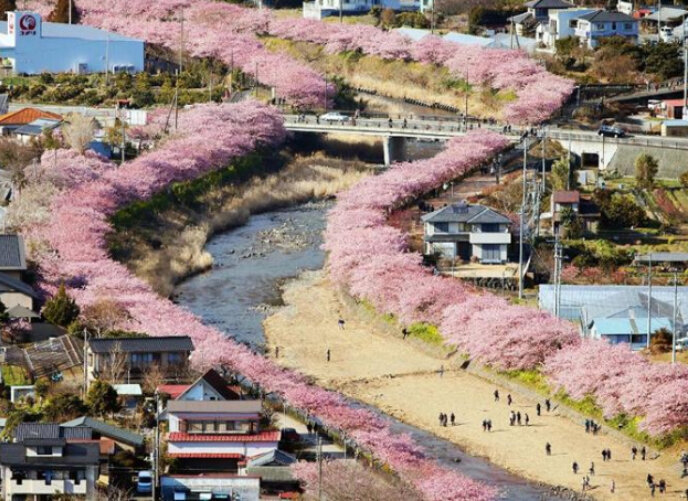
[158,368,242,401]
[0,423,99,500]
[573,10,638,48]
[62,416,145,453]
[0,107,61,136]
[0,234,39,312]
[661,98,686,120]
[536,8,596,49]
[239,450,299,495]
[0,11,144,74]
[85,335,194,386]
[14,117,61,143]
[551,190,599,234]
[166,400,280,472]
[661,119,688,137]
[590,316,673,346]
[303,0,417,20]
[422,201,512,264]
[509,0,574,36]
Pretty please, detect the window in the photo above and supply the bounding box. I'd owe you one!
[36,446,52,455]
[481,244,502,263]
[131,353,153,365]
[623,23,633,30]
[569,19,577,29]
[481,223,500,233]
[167,352,183,365]
[434,222,449,233]
[611,22,616,30]
[596,23,605,31]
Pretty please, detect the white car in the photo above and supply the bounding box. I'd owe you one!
[319,111,349,123]
[676,338,688,352]
[137,470,153,494]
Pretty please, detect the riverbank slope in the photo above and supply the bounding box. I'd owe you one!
[264,271,686,500]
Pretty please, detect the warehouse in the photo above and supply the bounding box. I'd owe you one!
[0,11,143,75]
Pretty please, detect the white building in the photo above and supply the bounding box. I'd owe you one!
[536,8,596,49]
[303,0,417,20]
[422,201,512,264]
[0,11,143,75]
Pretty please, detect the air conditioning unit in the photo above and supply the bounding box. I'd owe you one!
[75,62,87,74]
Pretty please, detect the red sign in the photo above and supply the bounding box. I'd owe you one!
[18,14,36,36]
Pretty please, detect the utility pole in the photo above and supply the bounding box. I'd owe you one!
[553,232,563,317]
[519,137,528,300]
[673,270,679,364]
[464,68,469,131]
[339,0,343,23]
[324,73,327,111]
[683,16,687,119]
[647,255,653,349]
[179,10,184,74]
[82,329,88,398]
[317,436,323,501]
[541,127,547,193]
[69,0,72,24]
[152,391,159,501]
[105,35,110,86]
[431,1,435,34]
[120,110,126,164]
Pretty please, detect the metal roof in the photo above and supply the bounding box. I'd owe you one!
[0,235,26,270]
[422,202,511,225]
[0,19,143,43]
[247,450,296,468]
[88,335,194,354]
[167,400,262,414]
[578,10,636,22]
[635,252,688,263]
[644,7,688,22]
[62,416,144,447]
[112,384,143,396]
[524,0,574,8]
[0,272,39,299]
[0,442,100,467]
[14,423,92,441]
[592,317,672,335]
[14,118,61,137]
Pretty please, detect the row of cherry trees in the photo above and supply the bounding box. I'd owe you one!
[26,0,571,124]
[323,129,688,437]
[18,102,495,501]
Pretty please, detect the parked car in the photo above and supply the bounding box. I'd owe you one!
[676,337,688,351]
[598,124,625,138]
[280,427,300,443]
[319,111,349,123]
[137,470,153,494]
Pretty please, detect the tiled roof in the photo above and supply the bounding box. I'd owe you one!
[0,107,62,126]
[167,452,245,459]
[578,10,636,22]
[0,235,26,270]
[552,190,580,204]
[524,0,573,8]
[157,384,188,399]
[167,400,261,414]
[88,335,194,354]
[175,368,242,401]
[168,431,280,443]
[422,202,511,225]
[62,416,144,447]
[14,423,91,441]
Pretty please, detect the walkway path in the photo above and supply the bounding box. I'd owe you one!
[264,270,688,500]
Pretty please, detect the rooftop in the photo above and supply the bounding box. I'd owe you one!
[0,108,61,127]
[592,317,673,335]
[524,0,574,8]
[644,7,688,22]
[422,202,511,225]
[578,10,636,22]
[62,416,144,447]
[168,430,280,443]
[14,423,91,441]
[0,442,100,467]
[553,190,580,204]
[0,17,143,43]
[0,234,26,270]
[167,400,262,414]
[174,368,242,401]
[87,335,194,354]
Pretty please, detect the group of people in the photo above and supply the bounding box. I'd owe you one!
[481,419,493,432]
[646,474,668,496]
[631,445,647,461]
[438,412,455,427]
[509,410,529,427]
[601,448,613,461]
[585,418,601,435]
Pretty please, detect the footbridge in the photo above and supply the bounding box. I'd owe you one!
[283,114,688,172]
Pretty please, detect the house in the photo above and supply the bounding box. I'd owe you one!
[160,474,260,501]
[0,234,39,312]
[85,335,194,387]
[661,119,688,137]
[0,11,144,74]
[590,316,673,348]
[0,107,61,136]
[661,98,687,120]
[303,0,417,20]
[509,0,574,36]
[536,8,596,49]
[158,367,242,401]
[62,416,145,453]
[0,423,99,500]
[573,10,638,48]
[166,400,280,472]
[111,383,144,410]
[422,201,512,264]
[551,190,600,234]
[14,118,61,143]
[239,450,299,495]
[643,7,688,28]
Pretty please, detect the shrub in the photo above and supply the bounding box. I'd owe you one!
[649,328,673,354]
[42,284,80,327]
[635,153,659,190]
[86,380,121,417]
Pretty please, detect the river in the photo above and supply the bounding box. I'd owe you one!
[174,201,571,500]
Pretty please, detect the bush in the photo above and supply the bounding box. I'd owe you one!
[649,328,673,354]
[635,153,658,190]
[86,380,121,416]
[43,393,87,421]
[42,284,80,327]
[407,322,444,346]
[593,189,645,229]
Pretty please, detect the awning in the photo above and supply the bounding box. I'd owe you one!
[7,305,39,319]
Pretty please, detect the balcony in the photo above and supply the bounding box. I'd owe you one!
[9,479,87,495]
[469,232,511,245]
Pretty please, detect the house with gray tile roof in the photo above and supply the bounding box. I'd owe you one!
[574,9,638,47]
[0,234,38,313]
[62,416,145,450]
[421,201,512,264]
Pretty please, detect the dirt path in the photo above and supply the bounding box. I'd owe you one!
[264,271,688,500]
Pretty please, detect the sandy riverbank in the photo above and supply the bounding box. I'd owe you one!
[264,271,688,500]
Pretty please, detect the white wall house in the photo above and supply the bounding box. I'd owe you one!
[303,0,417,20]
[573,10,638,48]
[422,202,512,264]
[536,8,596,49]
[0,11,144,74]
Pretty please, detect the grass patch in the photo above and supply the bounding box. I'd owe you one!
[408,322,444,346]
[502,368,550,393]
[2,365,29,386]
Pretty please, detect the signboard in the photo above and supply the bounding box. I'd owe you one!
[18,14,37,36]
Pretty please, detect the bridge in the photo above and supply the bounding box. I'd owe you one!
[283,114,688,170]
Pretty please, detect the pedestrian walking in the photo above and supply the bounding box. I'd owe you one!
[682,467,688,478]
[632,446,638,460]
[439,365,444,378]
[307,423,313,435]
[525,413,530,426]
[651,483,656,497]
[450,413,455,426]
[338,318,345,330]
[602,449,608,462]
[685,488,688,499]
[589,462,595,476]
[275,346,279,358]
[507,394,513,406]
[642,446,647,461]
[402,328,408,339]
[536,402,541,416]
[516,411,522,425]
[545,399,551,412]
[610,479,615,494]
[572,461,579,474]
[607,448,612,461]
[581,476,587,492]
[482,419,487,431]
[585,419,590,433]
[659,479,666,493]
[487,420,492,431]
[494,389,499,402]
[647,474,654,487]
[545,442,551,456]
[388,118,393,128]
[326,348,331,362]
[509,410,515,426]
[438,413,444,426]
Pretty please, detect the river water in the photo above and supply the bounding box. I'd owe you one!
[174,202,568,500]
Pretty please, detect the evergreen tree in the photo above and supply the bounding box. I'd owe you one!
[42,284,80,327]
[86,380,121,417]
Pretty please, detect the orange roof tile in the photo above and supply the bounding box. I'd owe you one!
[0,107,62,126]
